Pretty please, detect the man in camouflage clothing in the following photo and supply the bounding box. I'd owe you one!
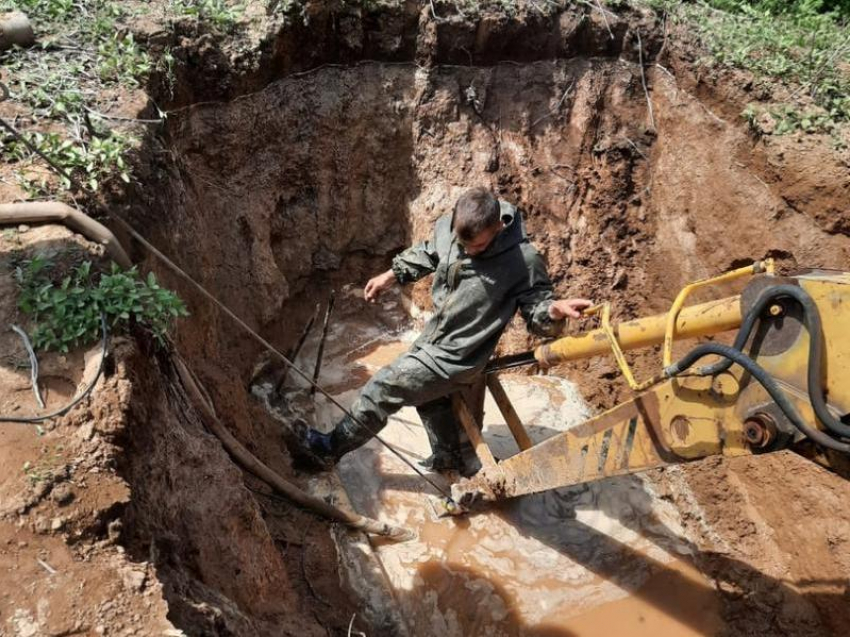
[292,187,591,475]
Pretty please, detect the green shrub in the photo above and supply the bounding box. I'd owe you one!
[14,257,189,352]
[2,130,135,191]
[97,33,152,86]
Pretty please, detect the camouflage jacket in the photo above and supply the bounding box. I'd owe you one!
[391,202,563,380]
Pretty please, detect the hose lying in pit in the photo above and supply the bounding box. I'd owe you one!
[0,201,132,268]
[0,203,414,540]
[678,284,850,441]
[173,357,416,541]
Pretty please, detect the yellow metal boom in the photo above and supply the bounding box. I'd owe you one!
[450,267,850,508]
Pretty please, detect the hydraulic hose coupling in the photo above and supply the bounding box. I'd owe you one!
[535,343,556,368]
[754,258,775,275]
[442,497,465,516]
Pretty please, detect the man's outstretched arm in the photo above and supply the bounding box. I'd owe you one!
[548,298,594,320]
[364,226,440,303]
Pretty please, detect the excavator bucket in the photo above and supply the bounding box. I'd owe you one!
[450,380,718,507]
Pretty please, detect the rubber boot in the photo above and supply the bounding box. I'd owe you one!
[458,442,482,478]
[418,449,464,473]
[282,418,338,472]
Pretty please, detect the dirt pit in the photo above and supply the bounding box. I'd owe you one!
[3,4,850,636]
[250,319,725,636]
[120,13,850,635]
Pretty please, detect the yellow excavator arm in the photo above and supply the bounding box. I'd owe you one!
[450,264,850,509]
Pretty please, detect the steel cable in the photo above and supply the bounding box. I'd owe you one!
[0,86,456,502]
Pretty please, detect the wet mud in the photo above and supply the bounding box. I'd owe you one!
[281,325,726,636]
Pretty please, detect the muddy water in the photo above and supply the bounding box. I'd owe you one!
[279,314,724,636]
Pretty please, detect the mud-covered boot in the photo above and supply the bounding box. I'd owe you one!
[418,450,464,474]
[456,442,482,478]
[282,417,338,472]
[419,449,482,478]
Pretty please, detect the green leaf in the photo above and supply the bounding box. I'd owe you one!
[14,258,188,353]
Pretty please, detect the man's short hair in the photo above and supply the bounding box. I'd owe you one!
[452,187,501,242]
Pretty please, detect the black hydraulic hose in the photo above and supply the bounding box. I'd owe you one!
[667,342,850,453]
[694,287,779,377]
[1,314,109,423]
[696,284,801,377]
[692,284,850,440]
[484,350,538,373]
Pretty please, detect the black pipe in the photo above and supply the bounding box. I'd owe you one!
[309,291,335,398]
[275,303,319,394]
[484,350,537,373]
[695,284,798,377]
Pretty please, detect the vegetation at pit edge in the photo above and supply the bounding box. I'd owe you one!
[14,256,189,353]
[0,0,846,199]
[0,0,253,199]
[635,0,849,143]
[170,0,246,32]
[0,0,156,198]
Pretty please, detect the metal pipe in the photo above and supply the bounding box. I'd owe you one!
[536,295,742,367]
[309,292,335,397]
[275,303,319,393]
[0,12,35,50]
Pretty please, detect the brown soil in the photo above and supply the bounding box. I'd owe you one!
[2,1,850,635]
[0,228,172,636]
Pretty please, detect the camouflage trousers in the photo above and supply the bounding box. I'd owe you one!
[328,349,471,459]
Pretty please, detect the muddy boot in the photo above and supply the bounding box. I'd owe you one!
[458,442,482,478]
[419,449,482,478]
[418,450,464,473]
[417,396,466,473]
[282,418,338,472]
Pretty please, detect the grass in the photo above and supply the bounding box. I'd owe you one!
[4,130,135,193]
[23,460,55,485]
[0,1,152,92]
[635,0,850,141]
[0,0,260,199]
[0,0,155,198]
[170,0,245,32]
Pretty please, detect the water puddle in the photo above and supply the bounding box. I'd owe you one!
[266,312,724,636]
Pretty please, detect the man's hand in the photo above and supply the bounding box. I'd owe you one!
[548,298,594,320]
[364,269,397,303]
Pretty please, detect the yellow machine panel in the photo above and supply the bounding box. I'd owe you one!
[450,267,850,508]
